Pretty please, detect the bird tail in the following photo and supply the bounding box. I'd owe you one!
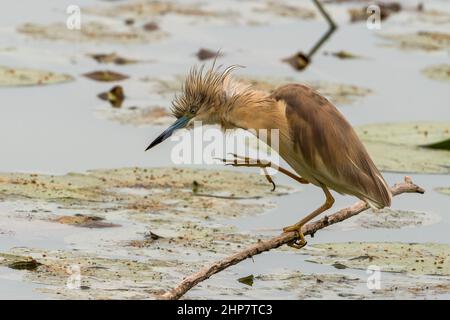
[364,171,392,210]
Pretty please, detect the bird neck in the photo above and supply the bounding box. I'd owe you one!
[224,93,286,132]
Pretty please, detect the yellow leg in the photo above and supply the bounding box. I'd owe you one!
[218,153,309,191]
[283,184,335,249]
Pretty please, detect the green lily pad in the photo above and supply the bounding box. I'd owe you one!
[306,242,450,276]
[0,66,73,87]
[423,138,450,151]
[237,274,254,286]
[356,122,450,174]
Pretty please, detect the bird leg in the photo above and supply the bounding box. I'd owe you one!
[283,184,335,249]
[218,153,309,191]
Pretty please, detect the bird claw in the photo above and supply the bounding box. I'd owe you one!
[283,226,307,249]
[214,155,276,191]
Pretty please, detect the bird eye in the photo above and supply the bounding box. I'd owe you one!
[189,107,196,114]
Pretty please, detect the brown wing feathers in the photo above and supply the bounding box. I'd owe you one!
[271,84,391,209]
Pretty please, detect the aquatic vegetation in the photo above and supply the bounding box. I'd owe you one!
[83,71,129,82]
[252,270,450,299]
[85,0,236,19]
[306,242,450,276]
[356,122,450,174]
[253,1,316,19]
[0,66,73,87]
[381,31,450,52]
[88,53,139,65]
[435,187,450,196]
[97,86,126,108]
[17,22,168,44]
[330,208,440,231]
[95,106,173,126]
[0,167,292,299]
[422,64,450,83]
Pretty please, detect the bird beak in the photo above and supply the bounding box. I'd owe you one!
[145,116,190,151]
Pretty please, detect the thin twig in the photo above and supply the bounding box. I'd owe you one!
[307,0,338,58]
[157,176,424,300]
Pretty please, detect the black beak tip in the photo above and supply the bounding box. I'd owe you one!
[145,141,157,151]
[145,134,164,152]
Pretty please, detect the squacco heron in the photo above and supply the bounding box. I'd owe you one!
[146,65,392,248]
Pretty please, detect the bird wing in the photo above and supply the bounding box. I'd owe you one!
[271,84,391,208]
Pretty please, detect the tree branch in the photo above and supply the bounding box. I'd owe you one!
[157,176,425,300]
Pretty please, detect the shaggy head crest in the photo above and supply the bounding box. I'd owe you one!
[171,64,245,119]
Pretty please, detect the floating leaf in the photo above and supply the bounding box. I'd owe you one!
[88,53,138,65]
[307,242,450,276]
[253,271,450,299]
[331,208,439,231]
[381,31,450,52]
[18,22,168,44]
[238,274,254,286]
[423,137,450,151]
[196,48,220,61]
[84,70,129,82]
[253,1,316,19]
[324,50,362,59]
[143,22,159,31]
[356,122,450,173]
[422,64,450,83]
[96,106,174,126]
[8,258,41,271]
[282,52,310,71]
[52,214,120,228]
[0,66,73,87]
[435,187,450,196]
[98,85,125,108]
[0,168,290,299]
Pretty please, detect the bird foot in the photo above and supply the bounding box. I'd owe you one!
[283,224,307,249]
[215,154,276,191]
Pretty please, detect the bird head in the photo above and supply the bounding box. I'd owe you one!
[145,63,250,151]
